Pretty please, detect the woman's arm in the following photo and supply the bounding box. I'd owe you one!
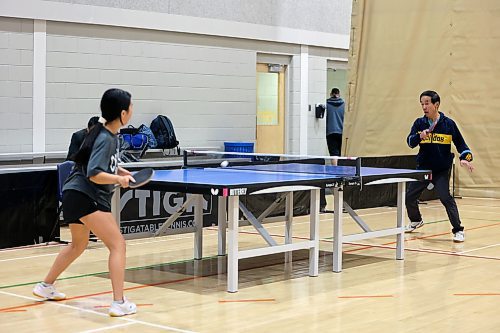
[90,171,134,188]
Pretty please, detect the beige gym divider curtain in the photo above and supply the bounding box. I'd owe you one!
[345,0,500,198]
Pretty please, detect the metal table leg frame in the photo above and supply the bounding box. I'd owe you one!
[194,194,203,260]
[227,195,240,292]
[239,203,278,246]
[396,182,406,260]
[333,187,344,272]
[154,195,197,236]
[285,192,294,263]
[309,189,320,277]
[218,196,227,256]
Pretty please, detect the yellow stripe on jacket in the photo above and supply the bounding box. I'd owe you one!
[419,133,452,144]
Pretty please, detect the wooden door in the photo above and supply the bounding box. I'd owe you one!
[256,63,285,154]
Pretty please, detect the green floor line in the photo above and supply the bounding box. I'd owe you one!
[0,254,220,290]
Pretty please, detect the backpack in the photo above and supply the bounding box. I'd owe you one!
[137,124,157,148]
[150,115,179,149]
[118,125,149,150]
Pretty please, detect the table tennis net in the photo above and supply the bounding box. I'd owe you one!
[183,150,361,178]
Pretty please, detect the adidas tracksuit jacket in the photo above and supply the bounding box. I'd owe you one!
[405,111,473,234]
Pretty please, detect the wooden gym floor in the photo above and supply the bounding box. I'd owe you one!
[1,197,499,332]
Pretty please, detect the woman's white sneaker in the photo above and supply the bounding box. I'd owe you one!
[32,282,66,301]
[453,231,465,243]
[109,297,137,317]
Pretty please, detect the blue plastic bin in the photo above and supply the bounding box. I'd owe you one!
[224,142,254,158]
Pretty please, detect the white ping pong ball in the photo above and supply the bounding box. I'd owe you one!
[220,160,229,168]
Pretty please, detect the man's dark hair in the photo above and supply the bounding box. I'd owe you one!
[420,90,440,104]
[331,88,340,95]
[87,116,99,130]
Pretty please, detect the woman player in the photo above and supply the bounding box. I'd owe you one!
[33,88,137,317]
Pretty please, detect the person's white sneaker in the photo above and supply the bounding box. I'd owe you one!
[32,282,66,301]
[405,220,424,233]
[109,297,137,317]
[453,231,465,243]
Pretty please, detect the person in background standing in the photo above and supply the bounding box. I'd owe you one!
[66,116,99,160]
[321,88,345,212]
[326,88,345,157]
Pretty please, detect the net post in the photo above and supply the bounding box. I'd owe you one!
[356,157,362,190]
[183,149,188,168]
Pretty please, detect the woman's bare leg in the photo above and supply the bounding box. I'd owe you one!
[44,223,90,284]
[80,211,126,301]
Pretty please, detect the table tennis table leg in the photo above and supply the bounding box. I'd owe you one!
[333,187,343,272]
[396,182,406,260]
[218,196,227,256]
[227,195,239,292]
[309,189,320,277]
[194,194,203,260]
[285,192,293,263]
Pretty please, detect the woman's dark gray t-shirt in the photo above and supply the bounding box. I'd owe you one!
[63,127,119,210]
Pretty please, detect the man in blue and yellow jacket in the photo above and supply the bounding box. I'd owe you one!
[405,90,474,243]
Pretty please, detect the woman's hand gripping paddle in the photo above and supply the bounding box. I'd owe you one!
[115,168,154,190]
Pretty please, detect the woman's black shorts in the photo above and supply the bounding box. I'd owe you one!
[62,190,111,224]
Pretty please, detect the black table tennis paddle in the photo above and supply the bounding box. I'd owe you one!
[115,168,154,190]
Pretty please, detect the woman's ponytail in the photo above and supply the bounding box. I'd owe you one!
[71,122,104,166]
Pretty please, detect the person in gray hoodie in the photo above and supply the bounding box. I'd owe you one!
[326,88,345,156]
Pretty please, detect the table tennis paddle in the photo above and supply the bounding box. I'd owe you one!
[115,168,154,190]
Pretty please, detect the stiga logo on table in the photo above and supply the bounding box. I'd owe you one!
[119,189,217,235]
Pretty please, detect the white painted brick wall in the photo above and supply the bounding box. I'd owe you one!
[45,22,257,151]
[0,18,33,153]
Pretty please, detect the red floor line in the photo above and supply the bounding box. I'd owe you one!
[381,221,500,246]
[1,259,285,312]
[345,241,500,261]
[210,228,364,249]
[64,276,201,302]
[343,245,374,253]
[345,242,456,254]
[213,221,500,258]
[4,218,499,313]
[1,309,27,313]
[0,277,200,312]
[0,301,43,313]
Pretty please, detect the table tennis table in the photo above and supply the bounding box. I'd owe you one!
[137,161,431,292]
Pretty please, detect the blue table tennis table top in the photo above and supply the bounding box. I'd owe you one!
[148,163,431,196]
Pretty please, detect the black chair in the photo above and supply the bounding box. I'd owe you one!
[49,160,75,243]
